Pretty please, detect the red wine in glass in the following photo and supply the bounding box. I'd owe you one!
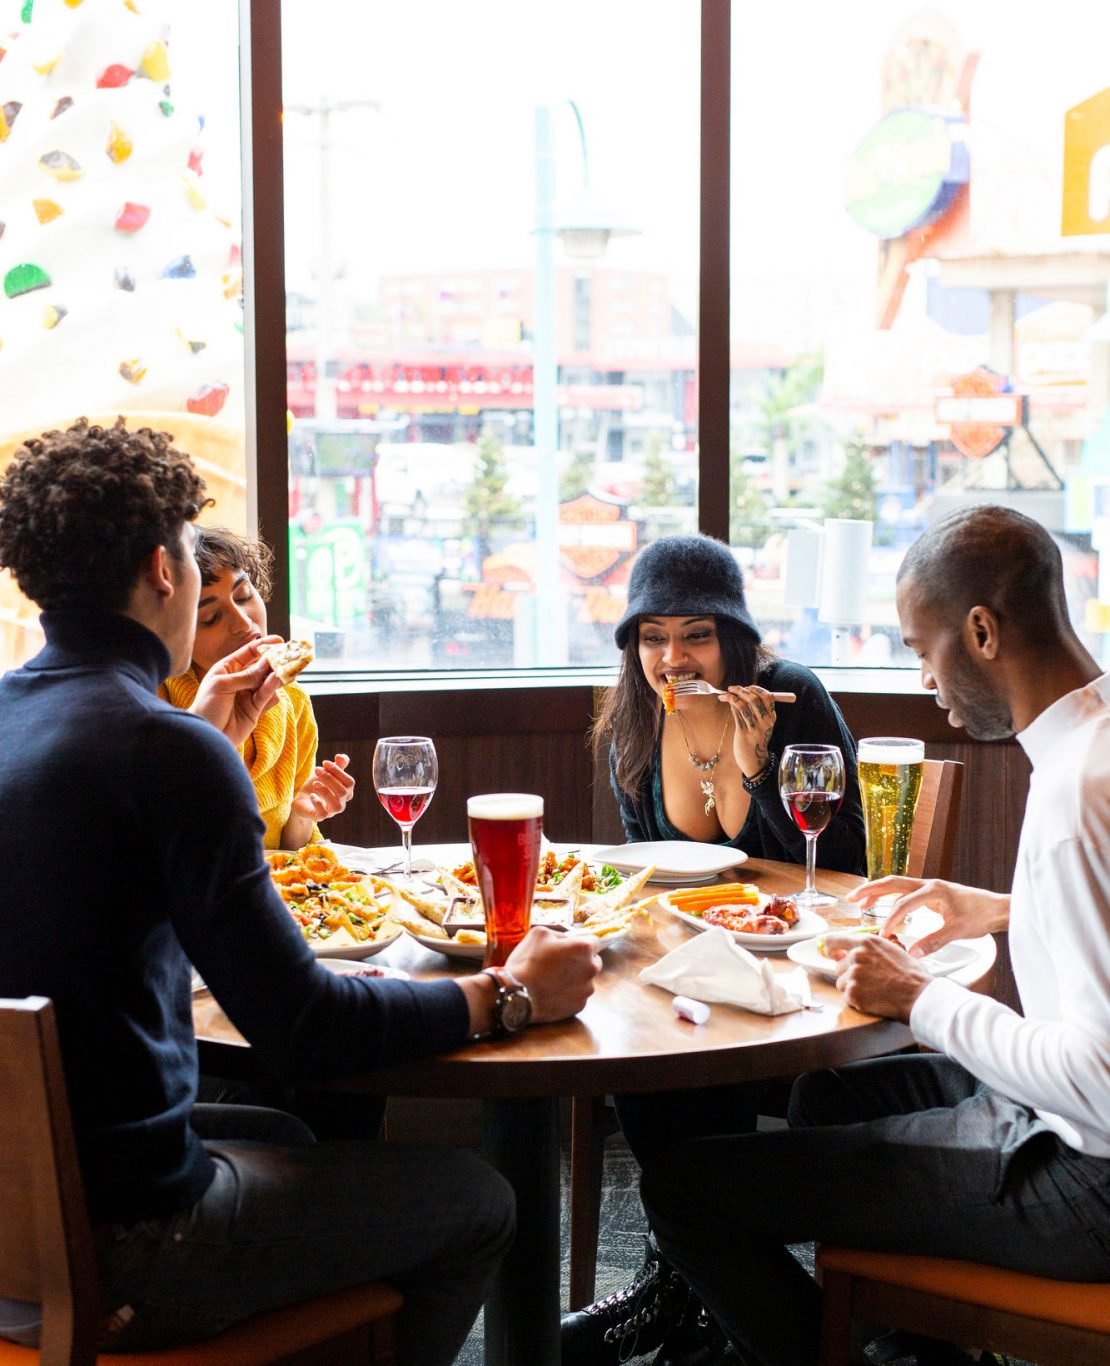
[778,745,845,908]
[784,791,843,836]
[372,736,438,881]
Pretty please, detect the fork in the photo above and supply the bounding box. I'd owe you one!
[670,680,796,702]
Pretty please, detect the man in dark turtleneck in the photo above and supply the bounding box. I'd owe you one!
[0,418,600,1363]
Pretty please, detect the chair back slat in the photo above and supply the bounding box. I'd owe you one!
[906,759,963,881]
[0,998,100,1366]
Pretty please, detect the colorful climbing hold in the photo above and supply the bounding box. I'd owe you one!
[4,262,52,298]
[50,96,74,120]
[115,267,137,292]
[0,101,22,141]
[186,383,230,417]
[161,254,196,279]
[97,64,133,89]
[33,198,63,224]
[39,150,83,181]
[42,304,67,329]
[140,40,170,83]
[114,201,151,233]
[106,122,133,164]
[119,359,148,384]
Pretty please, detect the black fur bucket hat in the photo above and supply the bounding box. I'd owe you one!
[614,535,761,649]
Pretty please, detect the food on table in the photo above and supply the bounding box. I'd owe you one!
[259,638,315,685]
[667,883,802,936]
[382,853,658,946]
[814,927,907,958]
[266,844,389,945]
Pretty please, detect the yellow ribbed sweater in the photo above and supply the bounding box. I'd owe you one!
[160,669,322,848]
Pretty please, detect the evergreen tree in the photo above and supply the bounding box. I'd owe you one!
[462,428,525,564]
[729,447,773,548]
[641,432,676,507]
[560,446,595,502]
[820,442,878,523]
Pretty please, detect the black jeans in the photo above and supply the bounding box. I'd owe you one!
[641,1053,1110,1366]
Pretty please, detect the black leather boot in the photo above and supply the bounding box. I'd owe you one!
[561,1233,684,1365]
[652,1286,734,1366]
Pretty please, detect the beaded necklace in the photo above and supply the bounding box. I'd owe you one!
[675,710,732,816]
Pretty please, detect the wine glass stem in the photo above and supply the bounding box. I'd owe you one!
[401,826,413,881]
[804,832,818,897]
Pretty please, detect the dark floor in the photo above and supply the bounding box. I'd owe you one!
[453,1134,1037,1366]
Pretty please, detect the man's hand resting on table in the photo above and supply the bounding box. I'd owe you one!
[823,932,933,1023]
[190,637,284,747]
[846,875,1010,957]
[459,926,602,1036]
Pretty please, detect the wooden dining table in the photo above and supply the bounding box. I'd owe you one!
[193,845,996,1366]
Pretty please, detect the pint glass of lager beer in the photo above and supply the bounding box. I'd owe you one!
[467,793,544,967]
[858,738,925,912]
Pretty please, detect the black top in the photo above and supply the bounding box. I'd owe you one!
[610,658,866,874]
[0,610,469,1225]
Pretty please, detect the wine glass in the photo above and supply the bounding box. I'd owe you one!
[372,736,438,882]
[778,744,845,909]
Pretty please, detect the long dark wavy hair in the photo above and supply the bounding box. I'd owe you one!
[591,615,777,795]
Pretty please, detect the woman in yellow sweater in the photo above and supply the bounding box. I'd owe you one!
[162,528,354,848]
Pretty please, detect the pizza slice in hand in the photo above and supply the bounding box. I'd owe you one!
[259,639,315,685]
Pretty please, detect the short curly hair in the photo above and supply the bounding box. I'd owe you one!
[194,526,274,602]
[0,418,211,612]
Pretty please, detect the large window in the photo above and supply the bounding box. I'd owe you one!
[281,0,700,671]
[0,0,246,670]
[728,2,1110,671]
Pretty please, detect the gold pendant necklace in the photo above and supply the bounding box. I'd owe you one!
[675,711,732,815]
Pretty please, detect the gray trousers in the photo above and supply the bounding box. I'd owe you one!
[641,1053,1110,1366]
[3,1104,514,1366]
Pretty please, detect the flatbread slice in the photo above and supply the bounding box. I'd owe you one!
[259,638,314,684]
[573,865,656,924]
[385,898,448,940]
[389,881,454,927]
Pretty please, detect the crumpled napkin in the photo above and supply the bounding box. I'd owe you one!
[640,926,810,1015]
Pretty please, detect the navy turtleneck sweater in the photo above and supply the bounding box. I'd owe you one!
[0,610,468,1225]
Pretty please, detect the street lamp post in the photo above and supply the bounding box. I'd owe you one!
[531,100,636,667]
[285,97,381,422]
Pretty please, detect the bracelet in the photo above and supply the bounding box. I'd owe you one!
[741,752,777,793]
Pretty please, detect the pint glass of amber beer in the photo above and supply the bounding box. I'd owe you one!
[858,738,925,915]
[467,793,544,967]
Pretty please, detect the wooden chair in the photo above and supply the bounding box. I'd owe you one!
[906,758,964,880]
[566,757,967,1309]
[0,997,402,1366]
[816,1245,1110,1365]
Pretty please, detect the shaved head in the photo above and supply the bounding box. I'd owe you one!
[897,504,1070,644]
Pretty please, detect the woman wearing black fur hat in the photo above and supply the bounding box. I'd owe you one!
[595,533,864,870]
[564,535,866,1366]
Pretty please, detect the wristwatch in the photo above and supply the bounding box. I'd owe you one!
[481,967,533,1035]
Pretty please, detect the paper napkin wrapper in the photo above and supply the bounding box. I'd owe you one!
[640,926,809,1015]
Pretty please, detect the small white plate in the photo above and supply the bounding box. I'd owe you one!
[787,932,981,980]
[592,841,748,884]
[319,958,410,981]
[660,894,827,951]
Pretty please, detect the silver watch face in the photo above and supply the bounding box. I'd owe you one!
[500,986,533,1033]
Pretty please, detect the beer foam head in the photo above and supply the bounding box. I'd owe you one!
[858,738,925,765]
[467,793,544,820]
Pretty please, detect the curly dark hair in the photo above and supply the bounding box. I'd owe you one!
[194,526,274,601]
[0,418,211,612]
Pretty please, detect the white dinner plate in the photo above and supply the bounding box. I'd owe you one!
[308,919,404,961]
[319,957,410,981]
[408,918,634,961]
[591,840,748,884]
[659,894,827,951]
[786,931,981,980]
